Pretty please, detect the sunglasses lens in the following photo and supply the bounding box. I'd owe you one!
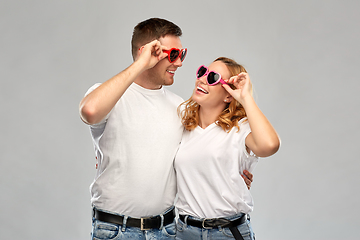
[180,49,187,62]
[197,66,207,78]
[207,72,220,85]
[169,49,180,62]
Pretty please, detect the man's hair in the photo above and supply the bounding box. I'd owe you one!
[131,18,182,60]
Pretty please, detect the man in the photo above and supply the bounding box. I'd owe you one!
[79,18,253,239]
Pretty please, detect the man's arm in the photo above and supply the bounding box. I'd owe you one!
[79,40,166,125]
[242,170,253,190]
[79,61,143,125]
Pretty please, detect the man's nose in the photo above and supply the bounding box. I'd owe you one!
[173,57,183,67]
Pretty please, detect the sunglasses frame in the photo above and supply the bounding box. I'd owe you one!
[163,48,187,63]
[196,65,228,86]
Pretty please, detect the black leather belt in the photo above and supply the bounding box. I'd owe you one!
[180,214,247,240]
[179,214,247,229]
[93,208,175,230]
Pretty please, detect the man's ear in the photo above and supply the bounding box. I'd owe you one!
[135,46,144,60]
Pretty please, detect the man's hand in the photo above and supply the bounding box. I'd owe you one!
[137,40,168,70]
[241,170,253,190]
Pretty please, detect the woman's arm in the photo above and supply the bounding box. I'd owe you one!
[223,72,280,157]
[242,94,280,157]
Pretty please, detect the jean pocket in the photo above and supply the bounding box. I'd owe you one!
[92,220,120,240]
[176,218,185,232]
[162,222,176,237]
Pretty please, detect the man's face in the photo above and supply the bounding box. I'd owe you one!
[146,35,184,88]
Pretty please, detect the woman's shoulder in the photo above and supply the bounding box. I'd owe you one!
[233,117,251,135]
[238,117,249,126]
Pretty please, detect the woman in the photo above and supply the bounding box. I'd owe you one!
[174,57,280,240]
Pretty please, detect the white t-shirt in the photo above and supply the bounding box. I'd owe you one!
[174,118,259,219]
[86,83,184,218]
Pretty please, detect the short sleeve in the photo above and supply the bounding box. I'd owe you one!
[238,119,259,174]
[84,83,111,127]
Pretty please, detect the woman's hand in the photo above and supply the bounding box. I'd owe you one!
[222,72,253,105]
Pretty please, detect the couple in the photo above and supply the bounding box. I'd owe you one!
[79,18,280,240]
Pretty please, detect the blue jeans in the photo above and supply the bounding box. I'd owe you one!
[91,207,176,240]
[175,213,255,240]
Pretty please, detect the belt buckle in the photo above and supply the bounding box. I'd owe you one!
[141,217,151,231]
[202,218,213,229]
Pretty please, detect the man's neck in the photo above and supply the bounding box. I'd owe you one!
[134,72,162,90]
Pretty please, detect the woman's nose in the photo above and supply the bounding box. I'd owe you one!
[198,75,208,85]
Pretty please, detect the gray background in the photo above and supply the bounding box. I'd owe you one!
[1,0,359,239]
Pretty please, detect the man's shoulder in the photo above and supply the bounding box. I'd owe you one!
[163,88,184,102]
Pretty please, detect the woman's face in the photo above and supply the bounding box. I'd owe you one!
[192,61,232,109]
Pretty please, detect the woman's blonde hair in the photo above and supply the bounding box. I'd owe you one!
[178,57,248,132]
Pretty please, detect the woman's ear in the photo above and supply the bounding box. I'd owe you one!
[224,95,233,103]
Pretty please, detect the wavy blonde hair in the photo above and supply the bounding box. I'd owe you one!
[178,57,248,132]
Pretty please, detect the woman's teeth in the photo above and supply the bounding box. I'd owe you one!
[197,86,208,94]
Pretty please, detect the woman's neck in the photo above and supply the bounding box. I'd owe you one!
[198,105,224,129]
